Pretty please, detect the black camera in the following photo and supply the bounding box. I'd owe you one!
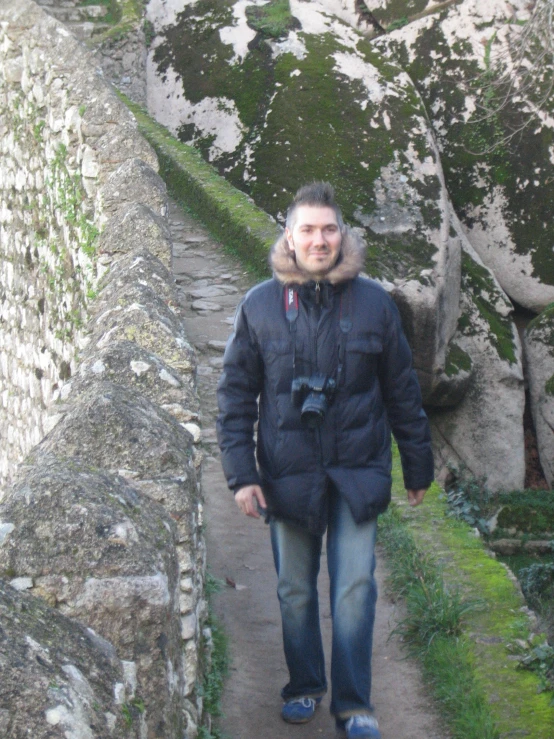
[291,374,337,428]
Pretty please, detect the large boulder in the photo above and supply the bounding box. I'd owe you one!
[0,579,137,738]
[525,305,554,487]
[372,0,554,312]
[0,452,185,739]
[430,236,525,491]
[146,0,463,401]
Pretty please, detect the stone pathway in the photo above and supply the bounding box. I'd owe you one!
[169,198,448,739]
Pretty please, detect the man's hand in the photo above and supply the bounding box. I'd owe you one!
[235,485,267,518]
[407,488,427,507]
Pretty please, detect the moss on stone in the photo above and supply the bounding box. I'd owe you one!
[118,93,279,278]
[370,0,429,27]
[153,0,273,130]
[379,13,554,289]
[390,446,554,737]
[460,252,517,364]
[245,0,297,39]
[546,374,554,396]
[444,341,472,377]
[151,9,443,280]
[364,232,437,282]
[495,491,554,534]
[527,303,554,343]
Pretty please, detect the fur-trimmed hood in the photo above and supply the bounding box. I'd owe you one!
[270,227,366,286]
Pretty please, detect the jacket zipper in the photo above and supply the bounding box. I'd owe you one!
[313,282,323,464]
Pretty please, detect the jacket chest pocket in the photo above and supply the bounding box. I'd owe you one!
[344,336,383,392]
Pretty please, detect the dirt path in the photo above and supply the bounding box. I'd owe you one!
[169,199,448,739]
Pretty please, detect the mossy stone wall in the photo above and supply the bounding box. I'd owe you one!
[0,2,208,736]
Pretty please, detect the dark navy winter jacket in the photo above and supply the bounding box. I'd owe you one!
[216,229,434,534]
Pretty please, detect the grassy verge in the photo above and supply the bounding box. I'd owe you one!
[380,504,498,738]
[384,446,554,738]
[118,94,280,280]
[199,577,230,739]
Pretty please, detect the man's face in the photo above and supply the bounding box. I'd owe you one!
[285,205,342,280]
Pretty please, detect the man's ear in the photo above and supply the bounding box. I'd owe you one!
[285,228,295,252]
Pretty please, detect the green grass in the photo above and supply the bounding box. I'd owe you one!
[380,504,497,738]
[198,575,229,739]
[198,614,229,739]
[385,446,554,738]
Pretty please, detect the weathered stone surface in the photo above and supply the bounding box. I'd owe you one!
[489,538,523,556]
[91,250,196,377]
[0,0,168,490]
[98,203,173,269]
[0,579,137,739]
[0,2,208,734]
[430,241,525,491]
[40,382,198,520]
[99,157,168,222]
[425,339,473,408]
[65,340,199,422]
[373,0,554,312]
[147,0,462,399]
[525,305,554,486]
[0,452,185,738]
[192,299,223,312]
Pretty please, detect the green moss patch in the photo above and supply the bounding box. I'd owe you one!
[460,252,518,364]
[494,490,554,535]
[445,341,472,377]
[151,8,445,282]
[118,94,279,278]
[89,0,143,43]
[377,12,554,288]
[245,0,298,39]
[371,0,429,28]
[389,447,554,737]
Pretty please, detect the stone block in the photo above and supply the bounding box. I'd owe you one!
[0,579,135,738]
[99,157,167,222]
[0,451,186,738]
[98,202,173,268]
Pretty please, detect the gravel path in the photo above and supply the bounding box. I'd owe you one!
[169,198,448,739]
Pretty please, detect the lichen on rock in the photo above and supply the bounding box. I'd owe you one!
[0,579,137,738]
[374,0,554,312]
[0,451,185,738]
[430,241,525,491]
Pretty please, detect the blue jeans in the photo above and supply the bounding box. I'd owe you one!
[270,488,378,719]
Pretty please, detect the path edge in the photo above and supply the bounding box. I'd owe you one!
[391,449,554,738]
[120,93,280,279]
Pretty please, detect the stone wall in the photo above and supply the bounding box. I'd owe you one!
[0,1,207,736]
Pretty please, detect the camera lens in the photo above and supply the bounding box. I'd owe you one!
[300,392,328,428]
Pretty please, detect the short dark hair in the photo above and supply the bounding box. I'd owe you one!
[285,182,344,231]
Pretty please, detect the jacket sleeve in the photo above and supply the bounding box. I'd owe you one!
[378,296,434,491]
[216,299,264,493]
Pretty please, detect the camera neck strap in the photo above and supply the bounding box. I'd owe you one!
[284,283,352,381]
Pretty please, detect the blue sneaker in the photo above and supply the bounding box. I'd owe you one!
[345,714,381,739]
[281,696,322,723]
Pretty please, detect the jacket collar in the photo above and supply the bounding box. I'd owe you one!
[269,227,366,286]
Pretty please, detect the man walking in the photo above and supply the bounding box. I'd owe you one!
[217,182,434,739]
